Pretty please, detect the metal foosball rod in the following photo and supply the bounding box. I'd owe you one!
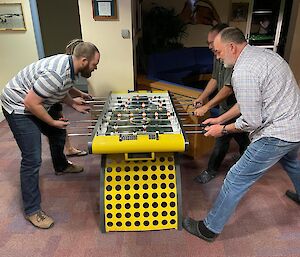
[103,112,173,117]
[90,104,104,107]
[102,111,192,116]
[71,120,98,123]
[68,133,92,137]
[93,96,171,102]
[174,99,193,102]
[185,130,207,134]
[170,93,197,99]
[106,124,173,129]
[92,96,108,100]
[178,112,195,116]
[182,123,207,128]
[95,112,187,121]
[173,103,194,107]
[85,100,106,104]
[88,100,172,106]
[104,117,187,122]
[67,126,95,129]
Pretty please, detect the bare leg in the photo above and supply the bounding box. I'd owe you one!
[64,132,88,156]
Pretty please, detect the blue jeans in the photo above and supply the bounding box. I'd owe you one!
[3,108,68,215]
[207,132,250,175]
[204,137,300,234]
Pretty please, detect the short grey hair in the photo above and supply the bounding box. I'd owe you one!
[219,27,247,44]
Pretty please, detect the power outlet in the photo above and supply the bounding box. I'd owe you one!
[121,29,130,39]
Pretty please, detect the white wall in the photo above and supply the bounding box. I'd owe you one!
[78,0,134,97]
[0,0,39,121]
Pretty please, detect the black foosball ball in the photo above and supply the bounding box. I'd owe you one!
[69,90,207,233]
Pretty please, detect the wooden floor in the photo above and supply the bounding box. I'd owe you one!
[0,105,300,257]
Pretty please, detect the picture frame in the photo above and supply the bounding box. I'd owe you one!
[231,3,249,22]
[0,3,26,31]
[92,0,118,21]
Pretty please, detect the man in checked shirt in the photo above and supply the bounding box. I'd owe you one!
[183,27,300,242]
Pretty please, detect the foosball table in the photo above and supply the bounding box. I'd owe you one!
[70,90,207,233]
[87,91,189,232]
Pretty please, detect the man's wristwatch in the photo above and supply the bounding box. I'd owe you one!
[222,125,229,135]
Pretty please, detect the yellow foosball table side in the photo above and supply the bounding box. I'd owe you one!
[99,152,182,232]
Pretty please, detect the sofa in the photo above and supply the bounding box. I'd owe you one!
[147,47,213,86]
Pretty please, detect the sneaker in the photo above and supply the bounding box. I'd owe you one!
[183,217,218,242]
[55,162,84,176]
[194,170,215,184]
[26,210,54,229]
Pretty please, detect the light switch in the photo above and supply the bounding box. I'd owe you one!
[121,29,130,39]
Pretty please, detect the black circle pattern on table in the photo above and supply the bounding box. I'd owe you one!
[104,153,178,230]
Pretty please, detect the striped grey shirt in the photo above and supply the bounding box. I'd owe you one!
[232,45,300,142]
[1,54,75,114]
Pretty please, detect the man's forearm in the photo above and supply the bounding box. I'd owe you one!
[63,94,75,107]
[198,78,217,100]
[223,122,244,134]
[205,85,233,110]
[218,103,240,124]
[69,87,83,98]
[26,103,55,125]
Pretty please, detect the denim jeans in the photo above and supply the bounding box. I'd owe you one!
[3,108,68,215]
[204,137,300,234]
[207,132,250,175]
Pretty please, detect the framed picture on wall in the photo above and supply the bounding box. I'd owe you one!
[231,3,249,22]
[92,0,118,21]
[0,3,26,31]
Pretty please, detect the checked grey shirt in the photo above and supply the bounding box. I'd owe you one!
[232,45,300,142]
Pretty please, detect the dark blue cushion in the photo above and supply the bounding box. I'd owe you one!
[147,47,213,82]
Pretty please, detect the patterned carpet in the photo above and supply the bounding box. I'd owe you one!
[0,106,299,257]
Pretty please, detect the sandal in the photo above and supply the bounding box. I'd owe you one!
[66,150,88,157]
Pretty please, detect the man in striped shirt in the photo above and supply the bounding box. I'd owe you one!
[183,27,300,242]
[1,42,100,229]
